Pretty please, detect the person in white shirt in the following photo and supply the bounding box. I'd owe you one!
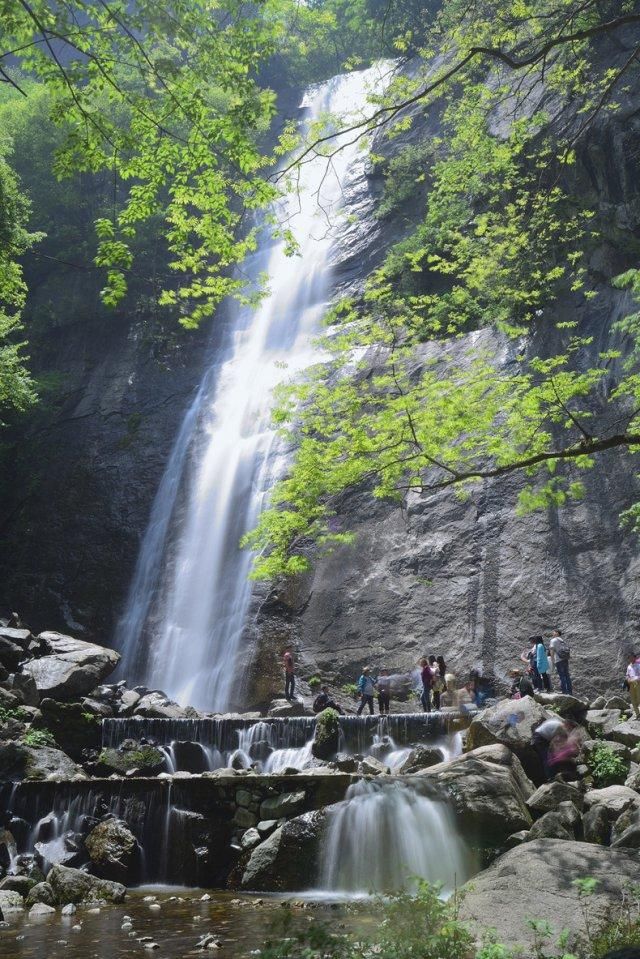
[626,653,640,719]
[549,629,573,694]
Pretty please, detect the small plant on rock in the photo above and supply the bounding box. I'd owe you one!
[588,743,629,787]
[341,684,359,698]
[308,676,322,690]
[22,728,56,748]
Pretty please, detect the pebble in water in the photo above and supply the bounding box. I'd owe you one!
[149,903,161,912]
[122,921,134,931]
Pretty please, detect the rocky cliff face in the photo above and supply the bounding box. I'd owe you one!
[2,53,640,700]
[250,51,640,703]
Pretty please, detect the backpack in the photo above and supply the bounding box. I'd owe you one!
[555,638,570,661]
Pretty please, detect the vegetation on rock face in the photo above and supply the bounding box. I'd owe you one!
[21,728,56,749]
[588,743,630,787]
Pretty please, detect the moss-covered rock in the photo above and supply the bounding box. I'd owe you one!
[97,742,165,776]
[311,708,340,761]
[0,741,85,782]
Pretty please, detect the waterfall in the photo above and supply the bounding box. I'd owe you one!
[102,713,464,772]
[319,780,471,896]
[116,65,388,712]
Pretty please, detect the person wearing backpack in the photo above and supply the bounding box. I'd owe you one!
[549,629,573,695]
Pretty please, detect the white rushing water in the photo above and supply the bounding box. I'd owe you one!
[319,780,472,896]
[116,66,388,710]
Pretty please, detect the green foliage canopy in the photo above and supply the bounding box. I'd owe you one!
[244,0,640,578]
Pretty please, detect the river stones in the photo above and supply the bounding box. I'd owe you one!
[22,632,120,701]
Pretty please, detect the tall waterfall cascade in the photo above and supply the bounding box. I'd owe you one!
[116,66,388,711]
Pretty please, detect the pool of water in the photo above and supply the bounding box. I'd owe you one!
[0,888,372,959]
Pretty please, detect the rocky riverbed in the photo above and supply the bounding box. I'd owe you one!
[3,618,640,950]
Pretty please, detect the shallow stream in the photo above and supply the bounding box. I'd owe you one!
[0,888,375,959]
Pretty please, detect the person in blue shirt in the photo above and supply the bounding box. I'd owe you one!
[356,666,376,715]
[534,636,552,692]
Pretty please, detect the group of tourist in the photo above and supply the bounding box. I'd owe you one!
[285,638,640,722]
[510,630,573,698]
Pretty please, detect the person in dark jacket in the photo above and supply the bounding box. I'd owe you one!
[420,658,433,713]
[313,685,343,714]
[283,648,295,700]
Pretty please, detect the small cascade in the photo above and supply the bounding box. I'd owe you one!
[319,780,472,896]
[102,713,465,773]
[0,781,183,884]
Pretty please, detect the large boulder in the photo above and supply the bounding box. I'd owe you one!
[3,673,39,707]
[417,745,533,848]
[26,882,56,907]
[259,790,306,820]
[397,746,446,774]
[47,863,126,905]
[0,890,25,913]
[459,840,640,949]
[526,781,583,816]
[583,786,640,822]
[84,819,141,883]
[527,810,574,841]
[241,810,325,891]
[268,699,308,718]
[584,709,622,738]
[0,635,27,671]
[0,741,85,782]
[34,700,102,760]
[607,720,640,748]
[582,805,610,845]
[22,632,119,701]
[133,691,192,719]
[534,693,588,719]
[466,697,555,781]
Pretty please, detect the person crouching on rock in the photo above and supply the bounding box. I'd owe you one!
[420,658,433,713]
[532,715,565,781]
[283,647,295,700]
[356,667,376,715]
[377,669,391,715]
[313,685,344,715]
